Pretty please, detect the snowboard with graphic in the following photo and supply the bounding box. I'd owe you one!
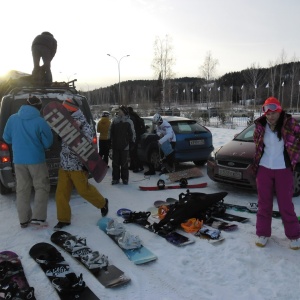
[0,251,35,300]
[29,243,100,300]
[51,231,131,288]
[159,167,203,183]
[43,101,108,183]
[97,217,157,265]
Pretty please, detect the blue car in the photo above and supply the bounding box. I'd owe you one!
[137,116,214,169]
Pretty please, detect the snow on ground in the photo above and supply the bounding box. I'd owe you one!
[1,125,299,300]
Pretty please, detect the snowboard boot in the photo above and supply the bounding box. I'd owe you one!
[101,198,109,217]
[144,164,155,176]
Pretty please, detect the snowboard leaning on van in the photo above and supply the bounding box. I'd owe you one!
[0,251,35,300]
[29,243,100,300]
[43,101,108,183]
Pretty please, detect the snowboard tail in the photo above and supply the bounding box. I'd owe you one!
[97,217,157,265]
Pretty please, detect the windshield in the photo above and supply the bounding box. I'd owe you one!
[234,123,255,142]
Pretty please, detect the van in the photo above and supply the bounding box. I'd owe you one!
[0,80,96,195]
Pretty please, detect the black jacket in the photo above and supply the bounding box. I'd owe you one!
[32,32,57,58]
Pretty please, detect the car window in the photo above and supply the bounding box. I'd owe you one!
[170,121,208,134]
[143,119,153,133]
[234,124,255,142]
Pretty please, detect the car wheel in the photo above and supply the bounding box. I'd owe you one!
[149,149,161,170]
[293,169,300,197]
[193,160,207,166]
[0,180,12,195]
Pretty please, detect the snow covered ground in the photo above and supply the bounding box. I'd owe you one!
[1,125,299,300]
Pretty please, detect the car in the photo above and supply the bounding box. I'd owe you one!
[137,116,214,170]
[0,80,97,195]
[207,116,300,196]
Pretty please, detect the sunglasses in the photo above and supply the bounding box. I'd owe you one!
[262,103,281,113]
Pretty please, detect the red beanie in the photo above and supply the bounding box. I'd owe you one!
[262,97,282,114]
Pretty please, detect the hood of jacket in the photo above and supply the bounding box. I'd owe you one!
[18,105,41,120]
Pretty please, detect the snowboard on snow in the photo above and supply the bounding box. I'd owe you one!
[0,251,36,300]
[223,202,282,219]
[97,217,157,265]
[139,182,207,191]
[212,212,249,223]
[51,231,131,288]
[117,209,195,247]
[29,243,100,300]
[43,101,108,183]
[159,167,203,183]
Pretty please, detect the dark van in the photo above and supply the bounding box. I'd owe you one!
[0,80,96,194]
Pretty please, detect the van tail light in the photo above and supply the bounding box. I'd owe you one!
[92,136,97,145]
[0,141,11,163]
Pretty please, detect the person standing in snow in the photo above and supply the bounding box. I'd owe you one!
[253,97,300,250]
[3,96,53,228]
[109,105,135,185]
[31,31,57,85]
[53,98,108,230]
[97,111,111,165]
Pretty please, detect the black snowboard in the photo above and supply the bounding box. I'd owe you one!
[29,243,100,300]
[51,231,131,288]
[0,251,35,300]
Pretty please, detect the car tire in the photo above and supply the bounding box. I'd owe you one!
[293,169,300,197]
[193,160,207,166]
[149,149,161,170]
[0,180,12,195]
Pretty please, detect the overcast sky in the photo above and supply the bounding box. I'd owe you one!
[1,0,300,91]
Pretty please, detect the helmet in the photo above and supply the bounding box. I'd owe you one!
[102,111,110,117]
[153,113,163,125]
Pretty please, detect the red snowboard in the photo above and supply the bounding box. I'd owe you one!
[43,101,108,183]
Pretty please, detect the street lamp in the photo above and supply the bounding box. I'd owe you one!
[107,54,130,104]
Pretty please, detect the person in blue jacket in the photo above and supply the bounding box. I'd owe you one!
[3,96,53,228]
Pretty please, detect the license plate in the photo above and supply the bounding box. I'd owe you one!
[190,139,204,146]
[219,168,242,179]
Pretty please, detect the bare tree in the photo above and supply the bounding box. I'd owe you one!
[289,54,299,110]
[199,51,219,108]
[277,49,287,103]
[151,35,176,106]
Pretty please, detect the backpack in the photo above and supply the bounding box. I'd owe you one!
[152,191,228,232]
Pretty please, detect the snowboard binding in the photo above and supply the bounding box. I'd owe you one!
[52,272,85,293]
[0,282,35,300]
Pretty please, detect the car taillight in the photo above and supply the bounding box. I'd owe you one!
[92,136,97,145]
[0,141,11,163]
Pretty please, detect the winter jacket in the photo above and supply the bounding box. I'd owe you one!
[156,119,176,145]
[32,32,57,58]
[253,112,300,174]
[60,109,93,171]
[97,117,111,140]
[110,115,135,151]
[3,105,53,164]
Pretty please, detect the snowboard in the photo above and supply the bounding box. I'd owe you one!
[97,217,157,265]
[0,251,36,300]
[152,200,238,232]
[223,202,281,219]
[29,243,100,300]
[118,209,195,247]
[212,212,249,223]
[51,231,131,288]
[43,101,108,183]
[139,182,207,191]
[159,167,203,183]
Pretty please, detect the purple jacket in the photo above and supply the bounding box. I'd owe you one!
[253,112,300,174]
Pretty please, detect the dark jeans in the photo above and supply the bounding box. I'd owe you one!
[99,139,110,164]
[112,149,129,181]
[32,45,53,84]
[129,142,143,170]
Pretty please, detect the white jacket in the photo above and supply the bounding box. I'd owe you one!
[156,120,176,145]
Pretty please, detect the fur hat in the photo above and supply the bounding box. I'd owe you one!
[119,105,128,115]
[27,96,42,111]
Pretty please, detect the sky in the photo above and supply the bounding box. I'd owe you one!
[1,0,300,91]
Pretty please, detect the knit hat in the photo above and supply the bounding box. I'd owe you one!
[62,98,79,112]
[119,105,128,115]
[102,111,110,117]
[27,96,42,111]
[262,97,282,114]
